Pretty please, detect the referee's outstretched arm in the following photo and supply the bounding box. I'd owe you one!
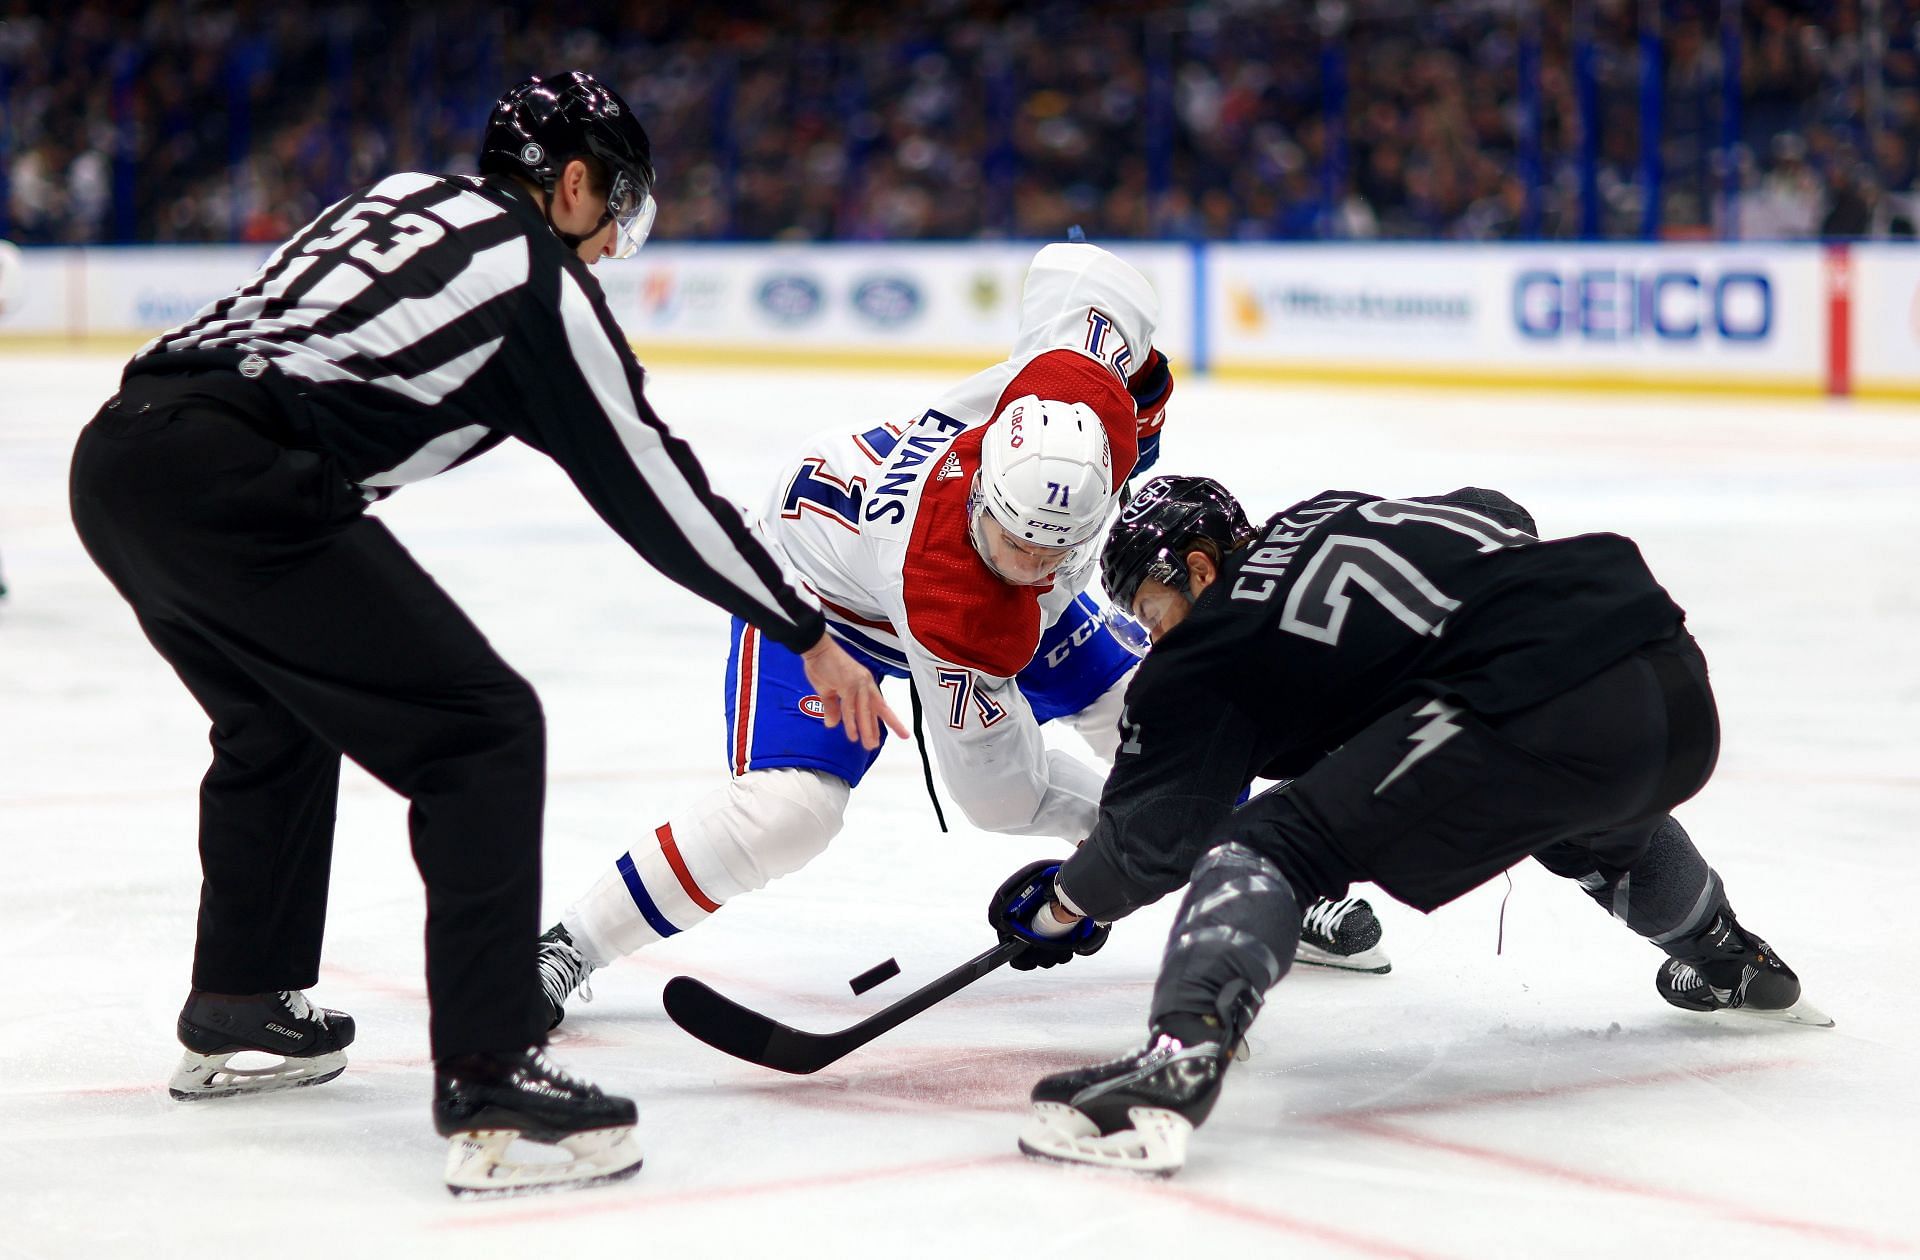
[525,263,825,655]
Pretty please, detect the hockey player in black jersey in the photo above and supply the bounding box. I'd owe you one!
[69,71,903,1198]
[990,475,1826,1175]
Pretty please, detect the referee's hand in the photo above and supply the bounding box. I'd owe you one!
[799,635,909,750]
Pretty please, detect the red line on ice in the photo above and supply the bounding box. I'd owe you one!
[1129,1182,1455,1259]
[1336,1117,1913,1254]
[1314,1059,1914,1254]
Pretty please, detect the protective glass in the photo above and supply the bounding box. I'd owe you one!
[606,170,657,259]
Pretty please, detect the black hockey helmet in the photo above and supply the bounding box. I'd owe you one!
[480,70,657,257]
[1100,475,1255,613]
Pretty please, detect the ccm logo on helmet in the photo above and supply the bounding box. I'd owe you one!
[798,695,828,719]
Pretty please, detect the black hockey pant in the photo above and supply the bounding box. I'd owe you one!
[1151,631,1723,1033]
[71,391,549,1059]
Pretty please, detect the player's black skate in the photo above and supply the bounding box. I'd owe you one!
[536,923,597,1030]
[1656,912,1832,1028]
[169,989,356,1100]
[434,1045,643,1198]
[1296,895,1391,973]
[1018,1029,1233,1175]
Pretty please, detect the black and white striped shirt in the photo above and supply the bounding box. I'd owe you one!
[126,171,824,652]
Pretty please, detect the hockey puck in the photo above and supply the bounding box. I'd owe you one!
[849,957,901,995]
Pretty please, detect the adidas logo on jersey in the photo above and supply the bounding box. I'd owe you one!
[937,452,964,480]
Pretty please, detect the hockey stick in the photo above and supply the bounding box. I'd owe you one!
[662,939,1028,1075]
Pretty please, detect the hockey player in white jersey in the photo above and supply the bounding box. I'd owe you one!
[535,243,1387,1025]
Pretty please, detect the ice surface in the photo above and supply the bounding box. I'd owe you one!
[2,352,1916,1258]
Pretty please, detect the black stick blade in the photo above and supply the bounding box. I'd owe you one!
[663,939,1027,1076]
[661,976,846,1075]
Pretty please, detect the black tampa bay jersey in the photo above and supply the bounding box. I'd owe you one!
[1062,488,1686,919]
[1162,488,1686,779]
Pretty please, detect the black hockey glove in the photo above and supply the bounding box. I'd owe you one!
[988,859,1109,971]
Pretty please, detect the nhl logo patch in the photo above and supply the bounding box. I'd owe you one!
[520,142,544,166]
[799,695,829,719]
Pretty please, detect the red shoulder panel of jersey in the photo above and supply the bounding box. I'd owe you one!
[900,428,1045,678]
[993,348,1139,491]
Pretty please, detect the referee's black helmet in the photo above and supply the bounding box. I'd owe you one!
[481,71,657,257]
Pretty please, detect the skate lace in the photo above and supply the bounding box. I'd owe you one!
[1302,897,1360,939]
[279,991,324,1027]
[539,938,596,1008]
[525,1047,591,1091]
[1667,963,1706,990]
[1667,962,1731,1000]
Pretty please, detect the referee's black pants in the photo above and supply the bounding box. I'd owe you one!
[71,388,549,1059]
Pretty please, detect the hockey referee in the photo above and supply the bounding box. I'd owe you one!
[69,70,904,1198]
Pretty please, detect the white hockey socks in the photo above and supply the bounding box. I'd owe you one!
[565,768,850,962]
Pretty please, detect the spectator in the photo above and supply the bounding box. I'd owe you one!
[1821,162,1875,236]
[1,0,1909,246]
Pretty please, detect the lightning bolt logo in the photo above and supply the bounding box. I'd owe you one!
[1374,699,1464,796]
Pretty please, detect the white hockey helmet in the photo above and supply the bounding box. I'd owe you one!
[968,394,1115,586]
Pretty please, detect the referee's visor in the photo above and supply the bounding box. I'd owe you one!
[607,169,657,259]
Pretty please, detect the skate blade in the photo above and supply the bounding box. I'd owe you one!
[168,1049,347,1100]
[1668,996,1835,1029]
[444,1125,644,1199]
[1736,998,1834,1029]
[1017,1102,1190,1176]
[1294,942,1392,974]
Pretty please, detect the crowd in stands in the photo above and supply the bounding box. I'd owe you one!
[4,0,1915,246]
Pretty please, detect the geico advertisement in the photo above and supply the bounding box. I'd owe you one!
[1511,261,1774,347]
[1210,245,1823,376]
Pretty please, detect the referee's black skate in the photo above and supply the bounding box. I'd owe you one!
[169,989,355,1100]
[435,1046,642,1198]
[1656,913,1832,1028]
[1296,895,1391,973]
[536,922,597,1030]
[1019,1029,1233,1175]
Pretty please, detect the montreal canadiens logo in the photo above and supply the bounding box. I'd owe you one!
[1122,477,1173,523]
[799,695,829,719]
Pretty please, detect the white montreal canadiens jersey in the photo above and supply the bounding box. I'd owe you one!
[755,243,1161,838]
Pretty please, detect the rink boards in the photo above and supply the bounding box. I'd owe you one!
[4,238,1920,400]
